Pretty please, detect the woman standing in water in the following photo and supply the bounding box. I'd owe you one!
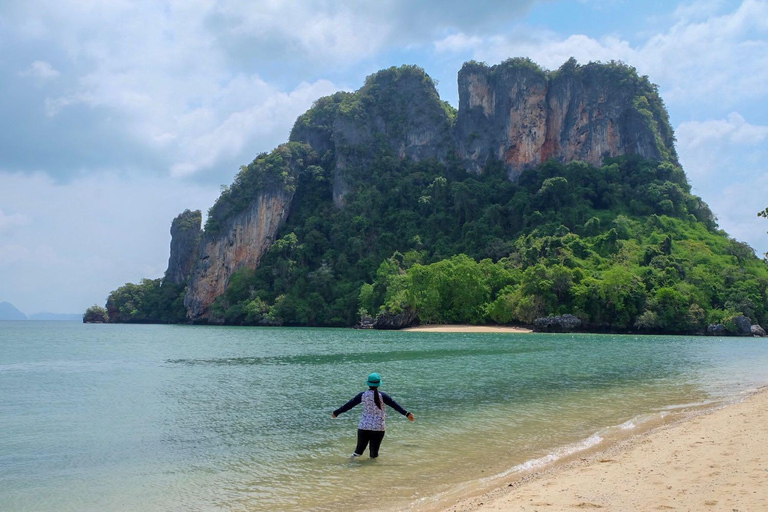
[332,372,415,459]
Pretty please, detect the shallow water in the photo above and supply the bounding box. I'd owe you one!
[2,321,768,511]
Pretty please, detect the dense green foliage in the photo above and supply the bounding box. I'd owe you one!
[101,62,766,332]
[105,279,187,323]
[83,305,109,323]
[293,65,453,134]
[206,146,767,331]
[759,207,768,259]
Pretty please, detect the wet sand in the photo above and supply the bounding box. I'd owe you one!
[402,325,532,333]
[444,388,768,512]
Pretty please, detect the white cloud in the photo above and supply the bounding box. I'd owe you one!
[0,170,219,313]
[0,209,30,230]
[705,175,768,255]
[19,60,60,80]
[677,113,768,150]
[674,112,768,254]
[433,33,484,54]
[3,1,347,178]
[0,244,32,265]
[434,0,768,107]
[168,78,339,177]
[676,112,768,179]
[672,0,729,21]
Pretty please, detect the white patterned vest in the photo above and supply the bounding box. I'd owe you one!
[358,389,386,431]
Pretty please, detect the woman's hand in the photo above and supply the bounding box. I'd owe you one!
[331,412,337,418]
[407,412,415,422]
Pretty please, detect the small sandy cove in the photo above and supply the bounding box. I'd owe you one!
[444,388,768,512]
[403,325,532,333]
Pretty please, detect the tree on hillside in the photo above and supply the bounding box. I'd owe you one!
[759,207,768,259]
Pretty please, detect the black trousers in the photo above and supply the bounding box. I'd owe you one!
[354,429,386,458]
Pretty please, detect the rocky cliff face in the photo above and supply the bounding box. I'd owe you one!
[183,143,312,321]
[184,187,294,320]
[164,209,202,286]
[291,66,454,207]
[178,59,678,322]
[456,58,676,178]
[292,59,676,196]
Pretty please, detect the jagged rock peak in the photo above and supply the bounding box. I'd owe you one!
[291,58,678,193]
[456,57,677,178]
[290,65,456,207]
[164,209,202,286]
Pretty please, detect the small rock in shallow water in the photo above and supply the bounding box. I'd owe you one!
[706,324,727,336]
[733,315,752,336]
[533,314,582,332]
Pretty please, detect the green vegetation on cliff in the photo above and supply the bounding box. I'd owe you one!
[205,143,315,235]
[99,60,768,332]
[208,149,766,330]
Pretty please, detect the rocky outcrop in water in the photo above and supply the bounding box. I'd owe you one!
[751,324,766,337]
[734,315,753,336]
[373,309,419,330]
[707,323,727,336]
[533,314,583,332]
[164,210,202,286]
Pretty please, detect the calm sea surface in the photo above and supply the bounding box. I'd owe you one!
[2,321,768,511]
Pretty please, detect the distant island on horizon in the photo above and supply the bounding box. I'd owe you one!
[0,302,82,321]
[0,301,27,321]
[88,57,768,337]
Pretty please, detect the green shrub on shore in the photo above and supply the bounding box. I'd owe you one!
[83,305,109,323]
[105,279,187,324]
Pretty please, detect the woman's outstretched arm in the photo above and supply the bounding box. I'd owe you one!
[381,392,415,421]
[332,392,363,417]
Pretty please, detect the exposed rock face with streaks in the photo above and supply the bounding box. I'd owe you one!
[164,209,202,286]
[455,58,676,178]
[184,187,295,321]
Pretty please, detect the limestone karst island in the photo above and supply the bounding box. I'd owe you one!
[89,58,768,336]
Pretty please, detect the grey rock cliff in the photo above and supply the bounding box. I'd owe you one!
[292,60,677,204]
[184,187,295,321]
[183,143,312,321]
[291,66,454,207]
[164,209,202,286]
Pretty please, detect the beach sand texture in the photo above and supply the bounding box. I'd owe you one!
[403,325,532,333]
[446,389,768,512]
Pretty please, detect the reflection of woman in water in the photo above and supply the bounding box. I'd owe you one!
[332,372,415,459]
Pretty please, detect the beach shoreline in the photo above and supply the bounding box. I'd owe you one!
[436,387,768,512]
[402,325,533,333]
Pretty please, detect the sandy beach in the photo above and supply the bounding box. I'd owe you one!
[403,325,533,333]
[444,388,768,512]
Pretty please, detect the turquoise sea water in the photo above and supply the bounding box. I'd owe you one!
[2,321,768,511]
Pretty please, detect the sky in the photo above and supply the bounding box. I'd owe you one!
[1,0,768,315]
